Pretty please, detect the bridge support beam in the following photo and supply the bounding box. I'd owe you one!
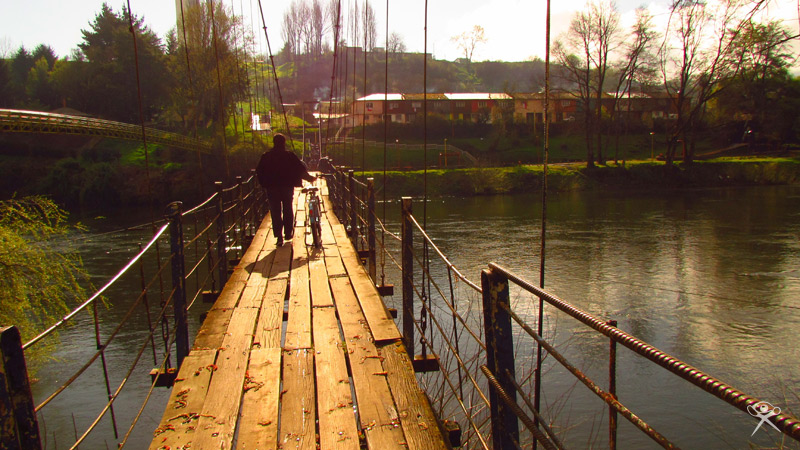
[401,197,414,359]
[481,268,520,449]
[215,181,228,290]
[167,202,189,367]
[0,326,41,450]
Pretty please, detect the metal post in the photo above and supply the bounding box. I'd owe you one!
[167,201,189,367]
[367,178,377,281]
[215,181,228,288]
[481,268,520,449]
[236,175,245,254]
[401,197,414,358]
[348,170,357,239]
[0,326,41,450]
[608,319,618,450]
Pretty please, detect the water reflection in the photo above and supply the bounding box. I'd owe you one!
[382,186,800,448]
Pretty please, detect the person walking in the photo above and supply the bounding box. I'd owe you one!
[256,133,315,246]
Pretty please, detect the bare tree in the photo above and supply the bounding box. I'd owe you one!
[554,0,620,168]
[609,8,659,162]
[388,31,406,54]
[658,0,762,164]
[363,1,377,51]
[451,25,487,62]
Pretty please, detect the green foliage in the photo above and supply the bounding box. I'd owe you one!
[0,196,89,370]
[78,4,169,122]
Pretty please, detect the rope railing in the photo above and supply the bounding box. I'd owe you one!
[2,175,266,449]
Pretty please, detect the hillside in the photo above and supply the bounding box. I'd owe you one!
[274,49,548,102]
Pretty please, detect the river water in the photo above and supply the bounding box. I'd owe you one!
[31,185,800,449]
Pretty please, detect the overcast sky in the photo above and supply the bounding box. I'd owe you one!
[2,0,798,63]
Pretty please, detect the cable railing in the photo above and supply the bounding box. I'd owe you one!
[0,173,265,449]
[325,165,800,449]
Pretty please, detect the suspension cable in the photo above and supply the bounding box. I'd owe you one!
[208,0,232,179]
[534,0,553,440]
[256,0,296,149]
[381,0,388,286]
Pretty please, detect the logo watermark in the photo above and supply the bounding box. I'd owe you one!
[748,401,782,436]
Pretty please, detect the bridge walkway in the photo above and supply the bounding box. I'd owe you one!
[149,179,448,450]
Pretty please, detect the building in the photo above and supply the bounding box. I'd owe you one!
[351,91,681,128]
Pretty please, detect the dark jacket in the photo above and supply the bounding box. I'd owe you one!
[256,148,314,188]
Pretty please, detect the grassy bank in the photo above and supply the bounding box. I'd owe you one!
[356,157,800,199]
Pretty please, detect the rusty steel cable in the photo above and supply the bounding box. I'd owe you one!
[481,365,560,450]
[499,302,678,449]
[491,261,800,444]
[24,223,170,350]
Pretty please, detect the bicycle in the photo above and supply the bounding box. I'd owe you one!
[302,183,323,248]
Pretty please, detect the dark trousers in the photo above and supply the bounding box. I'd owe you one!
[266,187,295,239]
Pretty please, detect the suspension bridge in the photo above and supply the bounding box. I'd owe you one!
[2,168,800,449]
[0,109,212,153]
[3,0,800,446]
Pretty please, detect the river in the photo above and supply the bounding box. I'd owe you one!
[30,185,800,449]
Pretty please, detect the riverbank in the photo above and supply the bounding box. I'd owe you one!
[360,157,800,198]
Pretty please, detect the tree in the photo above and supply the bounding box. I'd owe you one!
[168,1,249,135]
[387,31,406,54]
[0,59,12,107]
[0,196,89,371]
[451,25,487,63]
[609,8,659,162]
[658,0,767,164]
[78,4,169,122]
[554,0,620,167]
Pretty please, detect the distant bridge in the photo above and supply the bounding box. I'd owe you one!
[0,109,211,153]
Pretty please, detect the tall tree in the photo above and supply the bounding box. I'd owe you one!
[451,25,488,63]
[554,0,620,167]
[78,4,169,122]
[168,1,249,135]
[658,0,766,164]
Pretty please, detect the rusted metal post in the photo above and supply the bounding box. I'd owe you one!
[236,175,244,256]
[348,170,357,239]
[401,197,414,358]
[608,319,618,450]
[167,201,189,367]
[367,178,377,281]
[0,326,41,450]
[481,268,520,449]
[215,181,228,288]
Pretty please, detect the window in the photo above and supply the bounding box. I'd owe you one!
[455,101,466,108]
[366,102,374,111]
[478,101,487,108]
[390,102,399,110]
[412,101,422,108]
[561,100,572,107]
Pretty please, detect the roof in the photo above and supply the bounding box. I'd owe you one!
[357,93,403,101]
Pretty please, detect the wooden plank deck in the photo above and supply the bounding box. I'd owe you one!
[150,179,448,450]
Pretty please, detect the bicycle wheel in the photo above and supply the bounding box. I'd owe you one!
[312,221,322,248]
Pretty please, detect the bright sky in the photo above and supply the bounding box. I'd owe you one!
[1,0,798,63]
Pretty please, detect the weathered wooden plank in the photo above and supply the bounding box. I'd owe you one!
[192,307,233,350]
[309,253,334,308]
[237,248,276,309]
[329,277,407,449]
[149,349,217,450]
[237,347,282,450]
[332,225,401,342]
[192,307,259,448]
[320,217,347,278]
[313,305,360,450]
[210,269,248,310]
[380,341,449,450]
[279,349,316,450]
[254,278,286,349]
[285,227,311,350]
